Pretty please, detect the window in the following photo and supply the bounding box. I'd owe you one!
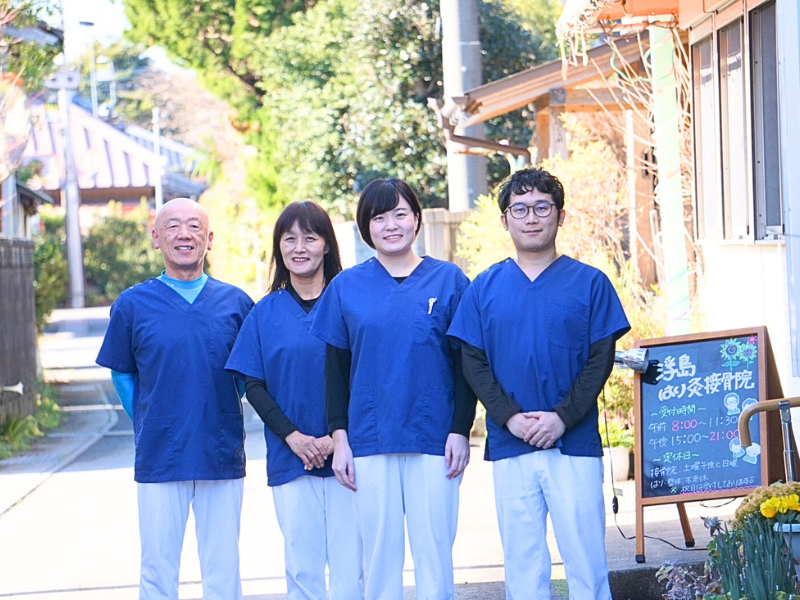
[690,3,782,242]
[750,0,781,239]
[718,18,748,239]
[692,37,719,240]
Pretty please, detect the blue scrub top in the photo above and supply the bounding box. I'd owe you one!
[96,277,254,483]
[447,256,630,460]
[310,256,469,458]
[225,289,334,487]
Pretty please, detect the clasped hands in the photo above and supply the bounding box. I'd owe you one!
[285,431,334,470]
[506,411,566,450]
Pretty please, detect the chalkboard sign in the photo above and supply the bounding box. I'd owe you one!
[639,334,762,499]
[632,327,784,563]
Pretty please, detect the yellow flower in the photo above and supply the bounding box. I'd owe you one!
[761,498,779,518]
[759,494,800,519]
[734,482,800,529]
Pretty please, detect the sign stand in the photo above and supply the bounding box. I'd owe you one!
[632,327,784,563]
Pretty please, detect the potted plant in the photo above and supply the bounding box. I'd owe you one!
[599,418,634,483]
[741,483,800,578]
[703,482,800,597]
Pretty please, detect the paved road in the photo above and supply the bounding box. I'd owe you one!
[0,307,736,599]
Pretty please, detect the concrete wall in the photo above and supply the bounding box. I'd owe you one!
[0,237,37,422]
[332,208,467,271]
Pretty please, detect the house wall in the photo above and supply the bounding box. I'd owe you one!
[685,0,800,398]
[699,242,797,395]
[778,0,800,389]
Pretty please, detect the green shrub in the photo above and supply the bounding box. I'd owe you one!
[33,211,68,333]
[34,380,61,430]
[83,201,163,305]
[0,380,61,460]
[598,417,634,449]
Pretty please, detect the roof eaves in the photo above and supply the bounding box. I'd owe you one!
[17,181,54,216]
[448,33,646,127]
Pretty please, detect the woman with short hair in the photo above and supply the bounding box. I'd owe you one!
[311,178,476,600]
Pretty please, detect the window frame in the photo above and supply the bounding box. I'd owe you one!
[749,0,783,240]
[688,0,783,243]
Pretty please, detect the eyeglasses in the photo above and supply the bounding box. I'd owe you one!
[505,201,557,219]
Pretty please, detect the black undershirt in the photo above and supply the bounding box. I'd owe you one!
[460,335,617,430]
[244,283,319,440]
[325,276,477,438]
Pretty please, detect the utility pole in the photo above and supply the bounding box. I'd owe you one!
[649,24,691,335]
[79,21,98,119]
[440,0,487,211]
[52,0,84,310]
[152,107,164,212]
[46,69,85,309]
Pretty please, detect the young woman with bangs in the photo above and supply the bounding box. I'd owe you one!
[310,179,476,600]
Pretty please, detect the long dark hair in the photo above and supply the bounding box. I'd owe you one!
[356,178,423,248]
[268,202,343,294]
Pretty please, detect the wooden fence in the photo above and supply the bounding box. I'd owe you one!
[0,237,37,422]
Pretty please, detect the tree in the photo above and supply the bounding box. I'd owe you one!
[124,0,315,112]
[248,0,558,213]
[502,0,562,53]
[123,0,559,215]
[0,1,60,93]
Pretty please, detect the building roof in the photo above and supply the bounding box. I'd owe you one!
[17,180,53,216]
[444,32,647,128]
[22,100,205,200]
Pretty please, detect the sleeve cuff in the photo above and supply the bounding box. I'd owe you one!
[328,417,348,434]
[495,404,522,428]
[553,404,576,430]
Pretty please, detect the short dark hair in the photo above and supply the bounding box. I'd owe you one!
[269,201,343,294]
[356,178,423,249]
[497,167,565,213]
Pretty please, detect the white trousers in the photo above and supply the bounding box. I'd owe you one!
[137,479,244,600]
[493,450,610,600]
[272,475,364,600]
[353,454,461,600]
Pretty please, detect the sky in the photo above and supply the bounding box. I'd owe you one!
[59,0,129,61]
[52,0,176,72]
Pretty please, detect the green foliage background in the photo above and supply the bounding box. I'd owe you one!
[82,202,163,305]
[0,380,61,459]
[122,0,559,215]
[0,1,60,92]
[33,204,163,318]
[33,212,67,333]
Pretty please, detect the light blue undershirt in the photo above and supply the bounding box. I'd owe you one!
[111,272,249,419]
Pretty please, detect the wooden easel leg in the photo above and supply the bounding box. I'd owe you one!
[635,501,645,563]
[677,502,695,548]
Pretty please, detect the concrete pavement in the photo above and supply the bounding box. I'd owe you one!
[0,307,734,599]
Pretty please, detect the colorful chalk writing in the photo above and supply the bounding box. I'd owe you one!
[639,335,761,500]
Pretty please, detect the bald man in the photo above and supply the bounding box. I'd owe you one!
[97,198,254,600]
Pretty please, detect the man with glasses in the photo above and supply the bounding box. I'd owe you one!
[448,167,630,599]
